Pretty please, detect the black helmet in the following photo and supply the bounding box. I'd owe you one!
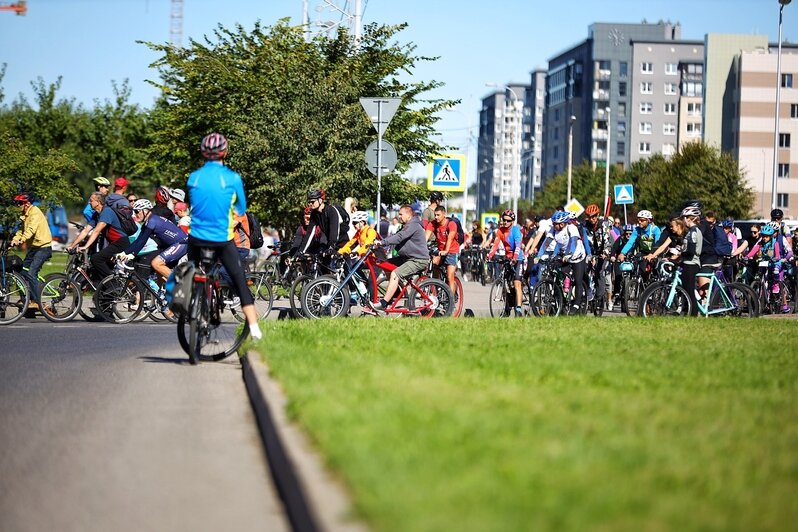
[429,191,444,203]
[681,199,702,210]
[307,188,326,201]
[770,208,784,219]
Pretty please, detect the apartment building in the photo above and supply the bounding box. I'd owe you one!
[629,40,704,163]
[521,69,547,203]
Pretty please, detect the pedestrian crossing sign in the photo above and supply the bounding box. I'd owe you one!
[428,154,466,192]
[614,184,634,205]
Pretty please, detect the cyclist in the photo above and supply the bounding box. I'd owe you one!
[680,206,703,316]
[290,207,321,256]
[486,209,525,315]
[119,199,188,282]
[10,193,53,305]
[770,208,792,249]
[153,186,176,222]
[619,209,659,283]
[300,189,349,254]
[645,211,684,262]
[77,192,135,279]
[70,177,111,252]
[185,132,261,340]
[372,204,429,311]
[106,177,130,208]
[339,211,378,257]
[174,202,190,233]
[583,204,613,309]
[426,205,460,297]
[422,191,444,227]
[746,223,793,312]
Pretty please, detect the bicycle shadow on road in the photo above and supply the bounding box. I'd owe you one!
[138,355,193,365]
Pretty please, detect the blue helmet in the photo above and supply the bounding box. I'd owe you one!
[720,220,734,228]
[760,224,776,236]
[551,211,569,223]
[623,224,635,233]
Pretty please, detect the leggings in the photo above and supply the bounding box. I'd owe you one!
[187,237,254,306]
[682,263,699,316]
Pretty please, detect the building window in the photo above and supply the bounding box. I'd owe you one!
[639,142,651,154]
[663,143,676,157]
[664,102,677,114]
[683,81,703,97]
[792,104,798,118]
[619,82,627,97]
[554,127,559,140]
[640,82,653,94]
[665,63,678,75]
[617,141,625,157]
[640,122,652,134]
[618,102,626,117]
[640,102,653,114]
[779,163,790,178]
[687,122,702,136]
[617,120,626,134]
[664,82,678,95]
[663,123,677,135]
[780,133,791,148]
[687,102,702,116]
[641,62,653,74]
[777,193,790,208]
[619,62,628,78]
[782,73,793,88]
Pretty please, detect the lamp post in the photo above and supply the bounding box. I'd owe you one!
[444,105,477,225]
[486,83,522,222]
[529,136,537,205]
[772,0,792,212]
[566,115,576,204]
[603,107,612,216]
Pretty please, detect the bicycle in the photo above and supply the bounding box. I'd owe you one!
[617,256,644,317]
[0,237,30,325]
[300,248,454,319]
[62,246,105,322]
[424,250,465,317]
[750,259,794,315]
[177,247,250,364]
[488,256,531,317]
[530,256,588,317]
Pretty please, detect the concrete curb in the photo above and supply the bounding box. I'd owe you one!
[242,351,367,532]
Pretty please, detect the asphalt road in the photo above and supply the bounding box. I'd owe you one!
[0,321,288,532]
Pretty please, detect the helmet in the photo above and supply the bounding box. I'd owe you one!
[501,209,516,221]
[681,206,701,218]
[429,191,444,203]
[13,192,31,204]
[200,132,228,160]
[351,211,368,223]
[132,199,153,211]
[585,204,600,216]
[170,188,185,202]
[623,224,635,233]
[155,186,171,204]
[770,208,784,219]
[551,211,569,223]
[93,176,111,187]
[307,188,326,201]
[760,224,776,236]
[682,199,702,210]
[767,221,781,230]
[720,220,734,228]
[637,209,653,220]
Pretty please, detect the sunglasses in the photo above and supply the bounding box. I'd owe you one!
[15,201,26,206]
[501,218,513,222]
[588,214,598,219]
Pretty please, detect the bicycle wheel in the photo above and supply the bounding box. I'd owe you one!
[38,273,81,322]
[93,275,143,324]
[408,278,454,317]
[188,283,204,365]
[488,279,511,317]
[622,277,640,316]
[301,275,350,318]
[530,279,563,317]
[178,282,249,363]
[708,282,755,318]
[0,271,30,325]
[735,282,761,317]
[248,272,274,320]
[451,274,464,317]
[591,293,605,317]
[638,282,691,317]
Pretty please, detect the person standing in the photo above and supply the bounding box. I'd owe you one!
[10,193,53,304]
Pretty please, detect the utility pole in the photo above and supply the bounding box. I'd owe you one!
[170,0,184,48]
[302,0,364,46]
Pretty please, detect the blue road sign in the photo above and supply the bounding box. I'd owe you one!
[614,184,634,205]
[428,154,466,192]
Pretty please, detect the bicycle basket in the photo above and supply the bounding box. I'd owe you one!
[6,254,23,272]
[619,261,634,273]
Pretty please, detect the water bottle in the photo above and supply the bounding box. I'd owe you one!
[563,276,571,293]
[147,276,160,294]
[353,274,367,296]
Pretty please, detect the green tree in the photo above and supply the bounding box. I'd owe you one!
[534,162,625,214]
[140,20,456,231]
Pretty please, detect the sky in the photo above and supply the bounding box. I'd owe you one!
[0,0,789,184]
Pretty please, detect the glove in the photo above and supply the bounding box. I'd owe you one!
[540,254,549,261]
[115,252,133,262]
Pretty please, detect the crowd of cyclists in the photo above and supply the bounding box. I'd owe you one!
[5,130,797,332]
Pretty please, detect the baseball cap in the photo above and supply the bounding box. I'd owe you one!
[174,202,188,212]
[170,188,186,202]
[114,177,129,188]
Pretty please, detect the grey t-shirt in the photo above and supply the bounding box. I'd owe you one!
[381,215,428,260]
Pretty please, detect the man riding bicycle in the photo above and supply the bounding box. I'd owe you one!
[486,209,525,316]
[185,132,262,340]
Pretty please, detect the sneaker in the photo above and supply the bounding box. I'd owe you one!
[514,306,523,317]
[570,304,581,315]
[224,296,241,308]
[361,305,377,316]
[783,304,792,314]
[607,299,614,312]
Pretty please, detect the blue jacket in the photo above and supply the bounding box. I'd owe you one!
[186,161,247,242]
[621,223,661,255]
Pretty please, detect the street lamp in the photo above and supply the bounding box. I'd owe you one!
[529,136,537,205]
[566,115,576,204]
[486,83,522,222]
[772,0,792,212]
[603,107,612,216]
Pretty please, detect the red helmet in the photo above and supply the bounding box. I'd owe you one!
[501,209,516,221]
[155,186,171,204]
[585,204,600,216]
[14,192,32,204]
[200,132,228,160]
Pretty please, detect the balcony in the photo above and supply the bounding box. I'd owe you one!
[593,89,610,101]
[592,129,608,141]
[594,69,611,81]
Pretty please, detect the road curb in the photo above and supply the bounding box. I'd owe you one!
[242,350,367,532]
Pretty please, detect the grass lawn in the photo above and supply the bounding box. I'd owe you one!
[257,318,798,532]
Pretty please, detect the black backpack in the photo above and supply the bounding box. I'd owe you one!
[244,212,264,249]
[713,224,732,257]
[110,203,138,236]
[333,204,350,242]
[450,216,465,245]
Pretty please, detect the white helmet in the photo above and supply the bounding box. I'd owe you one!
[637,210,653,220]
[351,211,369,223]
[767,221,781,230]
[681,206,701,218]
[132,199,153,211]
[170,188,186,202]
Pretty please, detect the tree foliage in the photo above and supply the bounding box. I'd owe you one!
[140,20,456,230]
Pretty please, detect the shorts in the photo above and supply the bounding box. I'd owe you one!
[442,253,458,267]
[159,242,188,265]
[699,263,720,274]
[392,257,429,282]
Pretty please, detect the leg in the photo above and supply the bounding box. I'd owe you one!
[22,247,52,302]
[571,260,586,309]
[91,240,126,279]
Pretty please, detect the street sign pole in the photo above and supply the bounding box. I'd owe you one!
[376,103,383,228]
[360,97,401,227]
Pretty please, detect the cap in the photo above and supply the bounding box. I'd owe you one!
[114,177,129,188]
[174,202,188,212]
[170,188,186,201]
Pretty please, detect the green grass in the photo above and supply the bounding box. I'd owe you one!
[258,318,798,532]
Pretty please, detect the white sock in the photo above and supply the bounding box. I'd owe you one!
[250,322,262,341]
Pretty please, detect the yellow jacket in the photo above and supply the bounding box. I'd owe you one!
[339,226,377,256]
[13,205,52,248]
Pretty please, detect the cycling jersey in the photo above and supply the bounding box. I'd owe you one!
[339,225,378,256]
[125,214,188,256]
[622,223,661,255]
[539,224,585,262]
[487,225,524,261]
[186,160,246,242]
[746,236,792,262]
[583,221,612,257]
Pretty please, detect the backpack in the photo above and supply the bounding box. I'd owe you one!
[244,212,264,249]
[333,204,350,241]
[450,216,465,245]
[713,224,732,257]
[110,203,138,236]
[165,261,195,315]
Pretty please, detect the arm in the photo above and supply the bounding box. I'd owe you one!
[69,224,93,250]
[745,240,762,260]
[620,228,638,256]
[647,236,672,260]
[526,229,545,255]
[441,221,456,255]
[233,177,247,217]
[78,221,108,251]
[124,224,155,256]
[732,240,748,258]
[338,230,359,255]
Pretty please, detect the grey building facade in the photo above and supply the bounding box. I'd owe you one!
[522,69,547,203]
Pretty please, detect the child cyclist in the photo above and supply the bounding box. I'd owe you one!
[338,210,379,310]
[486,209,526,316]
[745,223,793,313]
